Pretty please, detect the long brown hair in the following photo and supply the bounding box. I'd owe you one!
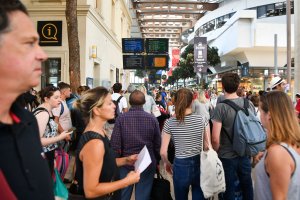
[174,88,193,123]
[260,91,300,148]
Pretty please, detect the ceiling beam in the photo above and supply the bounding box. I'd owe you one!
[135,3,218,11]
[139,18,195,22]
[133,0,218,6]
[141,31,181,34]
[137,10,205,14]
[140,26,183,29]
[137,12,204,19]
[142,34,180,38]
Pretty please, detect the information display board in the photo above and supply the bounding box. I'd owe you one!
[122,38,144,53]
[145,55,168,69]
[123,55,144,69]
[145,38,169,54]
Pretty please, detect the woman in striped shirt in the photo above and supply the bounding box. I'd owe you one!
[160,88,210,200]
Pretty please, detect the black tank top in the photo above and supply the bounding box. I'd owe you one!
[74,131,120,200]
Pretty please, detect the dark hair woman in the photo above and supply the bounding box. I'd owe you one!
[34,86,72,174]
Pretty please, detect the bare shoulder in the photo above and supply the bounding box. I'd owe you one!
[80,139,105,161]
[266,144,295,173]
[35,110,49,120]
[267,144,292,159]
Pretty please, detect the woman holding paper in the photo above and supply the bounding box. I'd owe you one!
[160,88,209,200]
[69,87,140,199]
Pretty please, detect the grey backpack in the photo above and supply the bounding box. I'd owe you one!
[222,98,266,156]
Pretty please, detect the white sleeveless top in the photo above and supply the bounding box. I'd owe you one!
[254,143,300,200]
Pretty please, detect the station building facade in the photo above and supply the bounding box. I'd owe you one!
[22,0,132,90]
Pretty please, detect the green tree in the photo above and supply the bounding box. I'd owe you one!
[177,44,196,86]
[171,67,181,89]
[166,44,220,88]
[207,46,221,66]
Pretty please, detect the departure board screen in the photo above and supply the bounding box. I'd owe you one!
[123,55,145,69]
[145,38,169,54]
[122,38,144,53]
[145,55,168,69]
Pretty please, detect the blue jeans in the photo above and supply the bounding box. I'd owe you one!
[173,155,205,200]
[119,165,155,200]
[219,156,253,200]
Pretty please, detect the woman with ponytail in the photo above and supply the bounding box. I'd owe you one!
[160,88,209,200]
[70,87,140,199]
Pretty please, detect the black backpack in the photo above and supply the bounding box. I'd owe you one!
[33,107,53,132]
[108,96,123,124]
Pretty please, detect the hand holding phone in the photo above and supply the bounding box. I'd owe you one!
[67,127,76,133]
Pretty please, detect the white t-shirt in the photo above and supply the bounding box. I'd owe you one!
[52,100,72,131]
[111,93,127,113]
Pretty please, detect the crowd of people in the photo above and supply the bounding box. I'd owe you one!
[1,1,300,200]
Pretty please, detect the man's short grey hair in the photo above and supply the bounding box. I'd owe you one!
[127,84,136,93]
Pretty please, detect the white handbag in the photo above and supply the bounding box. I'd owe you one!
[152,105,161,117]
[200,132,226,198]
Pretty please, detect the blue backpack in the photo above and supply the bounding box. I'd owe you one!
[222,98,266,157]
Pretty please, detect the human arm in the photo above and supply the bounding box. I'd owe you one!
[35,111,49,137]
[110,119,122,157]
[160,131,172,174]
[81,139,140,198]
[203,122,211,151]
[53,116,64,133]
[35,112,72,146]
[116,154,138,167]
[211,120,222,151]
[121,97,128,113]
[52,106,64,133]
[265,144,295,200]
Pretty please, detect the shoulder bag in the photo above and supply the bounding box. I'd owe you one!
[200,129,226,198]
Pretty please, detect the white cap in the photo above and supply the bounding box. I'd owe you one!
[269,77,284,90]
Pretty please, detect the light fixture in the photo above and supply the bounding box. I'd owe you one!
[91,45,97,59]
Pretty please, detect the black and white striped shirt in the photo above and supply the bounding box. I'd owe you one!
[163,114,208,159]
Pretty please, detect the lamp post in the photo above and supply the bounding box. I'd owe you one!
[286,0,292,88]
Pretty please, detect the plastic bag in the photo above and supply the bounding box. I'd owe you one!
[54,168,69,200]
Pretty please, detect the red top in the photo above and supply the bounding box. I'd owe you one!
[295,100,300,113]
[10,112,21,124]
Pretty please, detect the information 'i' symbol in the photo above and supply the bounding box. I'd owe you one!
[42,23,58,40]
[47,26,51,36]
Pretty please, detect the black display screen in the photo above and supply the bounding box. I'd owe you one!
[122,38,145,53]
[145,38,169,54]
[123,55,145,70]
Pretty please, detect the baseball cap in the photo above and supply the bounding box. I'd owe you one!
[269,77,284,90]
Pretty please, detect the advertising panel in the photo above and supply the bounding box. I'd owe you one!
[194,37,207,73]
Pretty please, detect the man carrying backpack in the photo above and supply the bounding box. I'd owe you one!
[105,83,128,138]
[111,82,128,117]
[211,73,255,200]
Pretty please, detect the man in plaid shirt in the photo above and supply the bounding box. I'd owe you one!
[111,90,161,200]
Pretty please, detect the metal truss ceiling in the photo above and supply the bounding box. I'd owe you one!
[132,0,219,48]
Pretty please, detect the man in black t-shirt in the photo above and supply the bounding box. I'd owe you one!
[0,1,54,199]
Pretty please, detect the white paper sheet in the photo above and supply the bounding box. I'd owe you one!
[134,145,152,173]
